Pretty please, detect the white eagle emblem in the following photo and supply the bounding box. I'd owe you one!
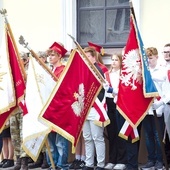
[71,83,85,116]
[120,49,142,90]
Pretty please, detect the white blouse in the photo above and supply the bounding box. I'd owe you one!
[105,69,120,98]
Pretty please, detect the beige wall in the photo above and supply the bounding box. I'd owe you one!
[140,0,170,64]
[1,0,170,63]
[0,0,76,53]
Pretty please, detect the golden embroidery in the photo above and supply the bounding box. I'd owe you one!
[0,64,7,90]
[36,73,45,85]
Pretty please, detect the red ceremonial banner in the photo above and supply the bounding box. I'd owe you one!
[7,32,26,107]
[117,14,154,129]
[0,26,26,132]
[40,50,102,152]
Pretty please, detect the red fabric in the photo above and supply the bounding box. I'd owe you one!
[53,65,65,78]
[168,70,170,81]
[51,65,65,133]
[7,32,26,109]
[105,71,112,87]
[119,120,139,141]
[0,29,26,132]
[124,124,136,139]
[19,101,28,116]
[50,42,67,57]
[41,51,101,148]
[97,63,108,73]
[156,96,161,101]
[94,63,108,122]
[88,42,102,53]
[0,108,15,133]
[117,15,153,128]
[93,100,105,122]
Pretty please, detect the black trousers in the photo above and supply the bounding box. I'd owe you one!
[164,133,170,164]
[106,97,127,164]
[0,133,2,154]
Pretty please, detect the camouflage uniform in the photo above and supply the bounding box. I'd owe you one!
[10,109,27,158]
[9,52,29,170]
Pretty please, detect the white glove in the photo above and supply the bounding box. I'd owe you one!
[113,88,118,95]
[102,81,110,91]
[152,100,164,110]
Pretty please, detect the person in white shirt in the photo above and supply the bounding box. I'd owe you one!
[104,54,127,170]
[141,47,166,170]
[161,43,170,166]
[82,47,106,170]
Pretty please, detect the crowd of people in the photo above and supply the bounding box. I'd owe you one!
[0,41,170,170]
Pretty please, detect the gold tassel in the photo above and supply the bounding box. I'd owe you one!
[101,47,105,56]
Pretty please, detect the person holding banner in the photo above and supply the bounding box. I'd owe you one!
[46,42,69,170]
[141,47,166,170]
[82,46,106,170]
[28,51,50,169]
[9,52,30,170]
[104,48,141,170]
[88,42,108,74]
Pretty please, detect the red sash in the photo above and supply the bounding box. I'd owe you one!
[105,71,112,87]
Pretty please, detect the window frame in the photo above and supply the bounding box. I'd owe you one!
[76,0,130,48]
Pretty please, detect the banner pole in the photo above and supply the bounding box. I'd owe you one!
[18,35,58,82]
[67,34,105,83]
[45,139,56,170]
[0,9,27,81]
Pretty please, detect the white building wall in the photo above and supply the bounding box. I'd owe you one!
[140,0,170,64]
[0,0,76,53]
[141,0,170,48]
[0,0,170,63]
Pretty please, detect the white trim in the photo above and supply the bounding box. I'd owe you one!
[63,0,77,51]
[0,1,4,47]
[131,0,141,30]
[61,0,67,46]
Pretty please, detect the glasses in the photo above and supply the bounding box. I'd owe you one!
[162,51,170,54]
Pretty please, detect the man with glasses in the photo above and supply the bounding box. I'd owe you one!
[162,43,170,167]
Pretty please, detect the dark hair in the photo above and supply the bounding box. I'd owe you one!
[164,43,170,47]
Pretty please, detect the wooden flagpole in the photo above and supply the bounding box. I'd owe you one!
[18,36,57,170]
[67,34,105,83]
[0,9,27,81]
[45,140,55,170]
[18,35,58,82]
[0,9,56,169]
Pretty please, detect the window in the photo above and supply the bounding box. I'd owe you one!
[77,0,130,48]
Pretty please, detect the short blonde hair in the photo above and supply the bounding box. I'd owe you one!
[146,47,158,57]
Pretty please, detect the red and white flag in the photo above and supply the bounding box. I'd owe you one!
[0,29,16,114]
[93,64,109,127]
[119,120,139,142]
[93,97,109,127]
[117,14,158,140]
[39,49,102,152]
[22,56,56,161]
[0,23,25,132]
